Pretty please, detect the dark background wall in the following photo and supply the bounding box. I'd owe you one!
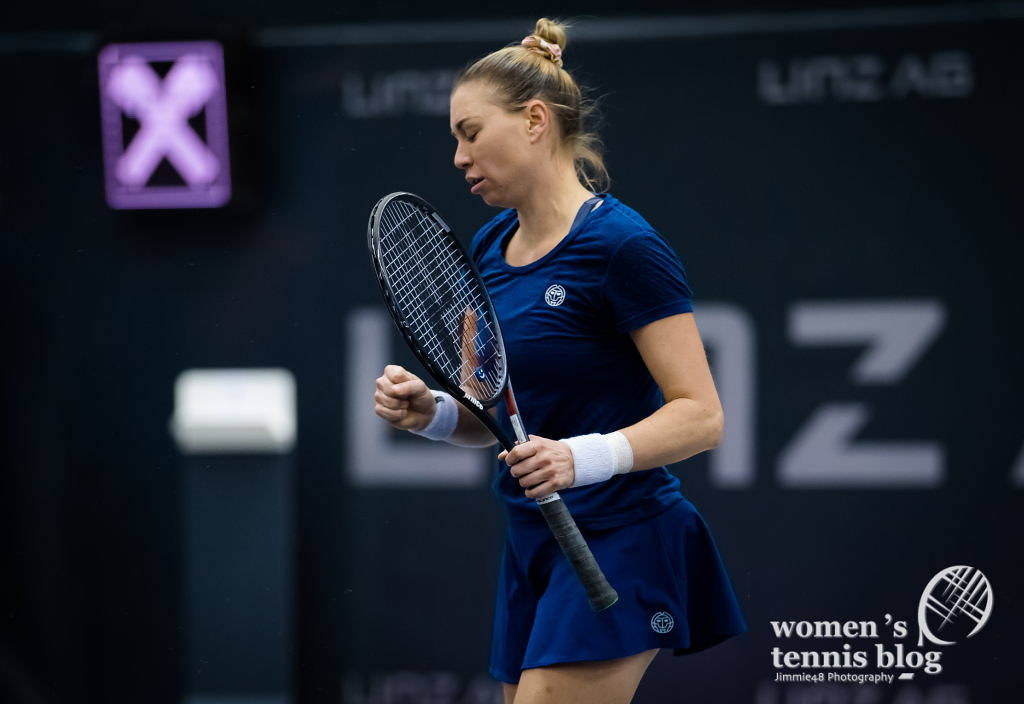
[2,3,1021,704]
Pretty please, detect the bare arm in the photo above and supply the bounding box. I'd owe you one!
[451,403,500,448]
[619,311,724,470]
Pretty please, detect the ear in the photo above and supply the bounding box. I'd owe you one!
[524,99,551,143]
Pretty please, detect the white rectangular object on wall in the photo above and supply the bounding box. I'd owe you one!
[170,368,296,454]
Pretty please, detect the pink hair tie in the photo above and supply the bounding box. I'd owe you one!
[521,35,563,68]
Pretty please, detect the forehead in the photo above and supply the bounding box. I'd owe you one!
[449,81,501,126]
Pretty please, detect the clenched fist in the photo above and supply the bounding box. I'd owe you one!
[374,364,438,431]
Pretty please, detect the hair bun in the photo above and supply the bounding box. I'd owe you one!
[534,17,568,51]
[521,34,563,68]
[521,17,568,68]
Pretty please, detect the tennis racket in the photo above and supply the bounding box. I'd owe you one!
[367,191,618,612]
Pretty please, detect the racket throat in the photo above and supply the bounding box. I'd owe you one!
[503,384,528,444]
[509,413,528,444]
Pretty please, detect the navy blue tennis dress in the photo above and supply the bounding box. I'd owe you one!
[469,193,748,684]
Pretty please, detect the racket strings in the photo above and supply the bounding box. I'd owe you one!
[377,200,505,401]
[384,220,501,395]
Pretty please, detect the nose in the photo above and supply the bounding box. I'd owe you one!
[453,140,471,170]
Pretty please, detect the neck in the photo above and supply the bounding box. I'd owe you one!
[514,160,595,246]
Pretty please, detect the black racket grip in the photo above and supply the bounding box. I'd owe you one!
[537,497,618,612]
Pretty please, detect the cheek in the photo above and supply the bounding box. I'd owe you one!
[484,133,529,180]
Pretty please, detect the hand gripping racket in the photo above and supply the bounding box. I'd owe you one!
[367,191,618,612]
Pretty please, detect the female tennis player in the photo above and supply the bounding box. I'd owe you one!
[374,18,747,704]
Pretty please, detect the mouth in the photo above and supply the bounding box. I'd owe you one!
[467,176,485,194]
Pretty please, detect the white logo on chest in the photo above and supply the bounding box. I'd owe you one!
[544,284,566,307]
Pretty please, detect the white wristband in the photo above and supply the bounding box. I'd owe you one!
[562,431,634,488]
[409,390,458,441]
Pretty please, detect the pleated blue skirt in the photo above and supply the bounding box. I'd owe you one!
[489,497,748,684]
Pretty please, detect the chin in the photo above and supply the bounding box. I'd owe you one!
[481,193,507,209]
[481,188,515,210]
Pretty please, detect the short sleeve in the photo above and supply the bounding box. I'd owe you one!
[603,231,694,333]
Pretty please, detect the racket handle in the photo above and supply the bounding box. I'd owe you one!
[536,496,619,612]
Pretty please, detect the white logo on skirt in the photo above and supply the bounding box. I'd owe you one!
[544,284,566,306]
[651,611,675,634]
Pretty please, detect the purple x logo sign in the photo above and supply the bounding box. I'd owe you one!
[98,42,231,209]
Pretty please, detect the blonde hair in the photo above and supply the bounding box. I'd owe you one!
[453,18,610,192]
